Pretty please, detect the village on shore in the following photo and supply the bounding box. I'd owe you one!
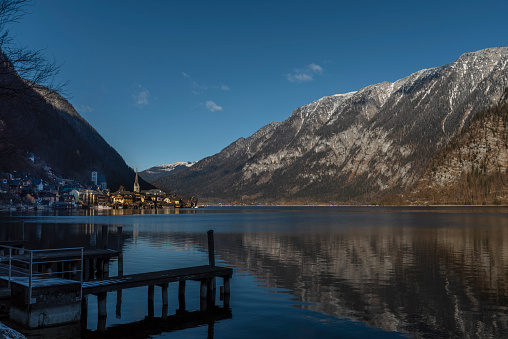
[0,166,198,211]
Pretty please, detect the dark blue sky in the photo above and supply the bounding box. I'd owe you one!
[13,0,508,169]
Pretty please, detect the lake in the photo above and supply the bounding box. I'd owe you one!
[1,206,507,338]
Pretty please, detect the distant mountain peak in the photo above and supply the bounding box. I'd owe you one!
[140,162,196,182]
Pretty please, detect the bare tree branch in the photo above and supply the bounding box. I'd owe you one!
[0,0,67,98]
[0,0,68,160]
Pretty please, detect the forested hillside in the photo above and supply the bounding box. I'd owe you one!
[400,89,508,205]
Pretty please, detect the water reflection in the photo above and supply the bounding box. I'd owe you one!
[211,224,508,338]
[1,207,507,338]
[82,308,232,338]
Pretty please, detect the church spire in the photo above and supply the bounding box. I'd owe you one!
[134,168,140,193]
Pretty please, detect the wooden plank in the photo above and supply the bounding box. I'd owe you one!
[83,265,233,295]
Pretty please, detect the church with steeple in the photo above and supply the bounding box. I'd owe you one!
[133,169,140,193]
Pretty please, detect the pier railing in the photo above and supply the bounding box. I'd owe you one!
[0,245,84,303]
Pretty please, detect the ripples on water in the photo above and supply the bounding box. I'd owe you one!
[0,206,507,338]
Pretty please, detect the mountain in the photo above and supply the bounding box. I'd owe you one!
[401,94,508,205]
[139,162,196,182]
[0,51,152,191]
[155,47,508,204]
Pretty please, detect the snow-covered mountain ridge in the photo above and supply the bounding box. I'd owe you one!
[155,47,508,203]
[139,162,196,182]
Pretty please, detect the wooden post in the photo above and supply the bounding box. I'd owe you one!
[116,290,122,319]
[97,292,107,331]
[89,258,95,280]
[101,225,109,249]
[162,304,168,320]
[91,225,97,247]
[103,259,110,278]
[148,285,154,317]
[207,230,216,299]
[116,226,123,318]
[117,226,124,276]
[81,295,88,327]
[178,280,186,311]
[223,277,230,295]
[223,277,230,308]
[200,280,207,312]
[96,259,103,279]
[207,230,215,266]
[161,283,168,306]
[83,259,90,281]
[208,321,215,339]
[207,278,215,309]
[161,283,168,320]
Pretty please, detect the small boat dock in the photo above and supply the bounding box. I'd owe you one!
[0,228,232,330]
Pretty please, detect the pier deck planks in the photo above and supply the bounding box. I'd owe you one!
[83,265,233,294]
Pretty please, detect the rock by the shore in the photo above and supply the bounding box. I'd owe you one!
[0,322,26,339]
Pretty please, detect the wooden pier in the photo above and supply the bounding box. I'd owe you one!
[82,265,232,295]
[0,228,233,330]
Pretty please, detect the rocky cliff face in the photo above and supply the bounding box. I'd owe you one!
[156,47,508,203]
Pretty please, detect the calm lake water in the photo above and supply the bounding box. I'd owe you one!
[1,206,507,338]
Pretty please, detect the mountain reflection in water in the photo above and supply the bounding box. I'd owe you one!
[1,206,507,338]
[212,226,508,338]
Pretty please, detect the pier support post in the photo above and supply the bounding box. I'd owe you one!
[83,259,89,281]
[101,225,109,249]
[81,295,88,328]
[178,280,186,311]
[97,292,107,331]
[96,259,103,279]
[161,283,168,319]
[207,278,214,309]
[116,290,122,319]
[200,280,207,312]
[116,226,123,319]
[207,230,216,301]
[148,285,154,318]
[88,259,95,280]
[161,283,168,306]
[207,230,215,267]
[117,226,123,277]
[103,259,110,278]
[223,277,231,308]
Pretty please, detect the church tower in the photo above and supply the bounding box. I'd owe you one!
[133,168,140,193]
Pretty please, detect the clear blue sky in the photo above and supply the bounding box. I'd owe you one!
[11,0,508,170]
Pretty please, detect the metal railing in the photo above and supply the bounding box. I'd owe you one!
[0,245,84,303]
